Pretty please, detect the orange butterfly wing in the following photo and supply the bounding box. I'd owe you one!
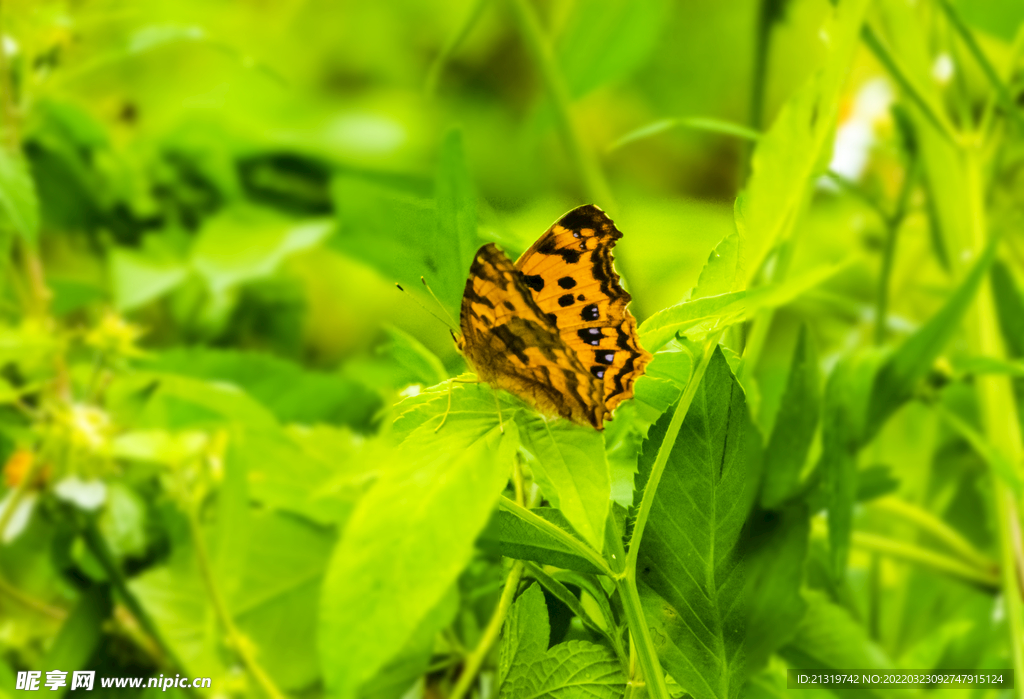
[515,205,651,414]
[457,206,650,429]
[459,243,607,428]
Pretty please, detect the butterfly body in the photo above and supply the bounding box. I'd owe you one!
[457,205,651,430]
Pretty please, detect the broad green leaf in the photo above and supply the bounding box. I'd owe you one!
[518,413,610,551]
[319,409,518,699]
[358,588,459,699]
[230,424,374,525]
[735,0,871,283]
[191,207,332,294]
[109,247,188,311]
[637,349,759,699]
[498,583,625,699]
[0,147,39,245]
[866,242,995,438]
[761,327,820,509]
[391,379,524,438]
[146,348,381,430]
[130,512,334,690]
[478,509,604,574]
[691,233,740,301]
[231,513,336,690]
[433,128,479,317]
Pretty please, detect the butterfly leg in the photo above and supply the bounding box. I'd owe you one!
[491,385,504,434]
[434,376,480,433]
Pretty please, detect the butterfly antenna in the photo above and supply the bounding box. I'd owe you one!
[395,283,457,332]
[421,277,458,327]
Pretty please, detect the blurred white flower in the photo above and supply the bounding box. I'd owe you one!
[932,53,954,85]
[399,385,422,398]
[54,475,108,511]
[823,78,895,186]
[0,491,37,543]
[1,35,17,57]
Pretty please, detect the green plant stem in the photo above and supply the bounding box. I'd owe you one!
[875,158,919,345]
[80,523,184,669]
[425,0,490,95]
[938,0,1024,133]
[614,573,666,699]
[869,497,998,572]
[961,146,1024,699]
[979,23,1024,141]
[862,26,960,147]
[0,573,65,619]
[849,530,1000,589]
[450,559,525,699]
[186,508,287,699]
[507,0,614,207]
[497,497,615,578]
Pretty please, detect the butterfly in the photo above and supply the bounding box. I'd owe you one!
[455,204,651,430]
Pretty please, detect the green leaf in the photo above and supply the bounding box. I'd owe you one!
[637,349,759,699]
[319,409,518,699]
[230,424,374,526]
[232,513,336,690]
[433,128,479,317]
[498,583,549,688]
[780,591,895,699]
[633,341,694,428]
[130,512,334,689]
[145,348,381,430]
[0,147,40,245]
[113,373,278,431]
[761,327,820,509]
[640,291,747,352]
[735,0,871,283]
[498,583,625,699]
[640,257,852,352]
[691,233,740,301]
[330,175,436,291]
[109,247,188,311]
[98,483,148,559]
[379,325,448,387]
[191,207,332,294]
[41,586,111,684]
[743,505,810,676]
[478,509,605,574]
[518,413,610,551]
[866,241,995,438]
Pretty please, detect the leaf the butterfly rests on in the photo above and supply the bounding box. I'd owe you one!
[457,205,651,429]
